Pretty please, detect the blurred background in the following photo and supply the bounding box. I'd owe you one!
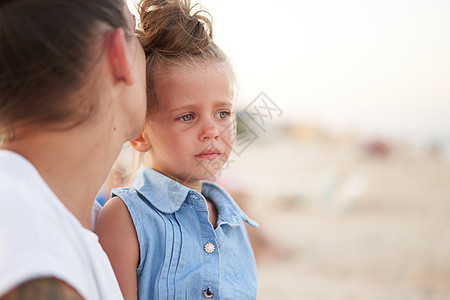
[127,0,450,298]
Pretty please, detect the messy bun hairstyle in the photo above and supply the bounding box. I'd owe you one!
[136,0,235,117]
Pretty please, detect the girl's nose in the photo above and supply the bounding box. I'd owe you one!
[199,119,219,141]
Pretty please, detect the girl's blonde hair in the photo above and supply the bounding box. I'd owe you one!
[136,0,236,117]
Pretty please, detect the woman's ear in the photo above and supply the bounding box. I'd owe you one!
[130,128,151,152]
[107,27,134,85]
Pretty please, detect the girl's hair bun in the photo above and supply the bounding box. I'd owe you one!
[137,0,213,57]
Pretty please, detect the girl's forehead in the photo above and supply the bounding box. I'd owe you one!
[155,68,232,109]
[155,62,230,90]
[152,59,235,112]
[156,57,227,76]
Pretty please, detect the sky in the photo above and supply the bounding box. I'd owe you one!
[127,0,450,144]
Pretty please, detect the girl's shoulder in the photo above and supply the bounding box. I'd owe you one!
[94,196,140,296]
[96,196,133,227]
[111,185,155,208]
[95,196,139,253]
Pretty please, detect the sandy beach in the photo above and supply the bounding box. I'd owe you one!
[219,127,450,300]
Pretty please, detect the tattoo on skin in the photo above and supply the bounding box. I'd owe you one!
[1,278,83,300]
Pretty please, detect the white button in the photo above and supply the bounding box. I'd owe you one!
[204,242,215,254]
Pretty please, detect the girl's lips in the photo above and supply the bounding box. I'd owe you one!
[195,151,222,160]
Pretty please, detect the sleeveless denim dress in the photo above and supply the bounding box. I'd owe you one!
[112,167,258,300]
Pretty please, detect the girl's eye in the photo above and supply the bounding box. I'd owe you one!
[217,111,231,119]
[177,114,194,122]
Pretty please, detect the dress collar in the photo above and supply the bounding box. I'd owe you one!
[132,167,191,214]
[132,167,258,227]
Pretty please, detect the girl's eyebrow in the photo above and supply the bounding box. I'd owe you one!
[170,104,197,113]
[170,101,232,113]
[216,101,233,107]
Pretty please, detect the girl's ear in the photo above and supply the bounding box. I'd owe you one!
[130,129,151,152]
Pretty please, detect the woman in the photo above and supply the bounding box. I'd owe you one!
[0,0,146,299]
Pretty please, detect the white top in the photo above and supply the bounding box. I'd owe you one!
[0,150,123,299]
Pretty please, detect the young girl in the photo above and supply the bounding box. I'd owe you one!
[95,0,258,299]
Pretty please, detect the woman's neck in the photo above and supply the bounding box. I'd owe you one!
[4,127,122,229]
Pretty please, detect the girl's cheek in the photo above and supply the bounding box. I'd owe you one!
[218,122,234,137]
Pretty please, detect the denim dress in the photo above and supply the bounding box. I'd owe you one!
[112,167,258,300]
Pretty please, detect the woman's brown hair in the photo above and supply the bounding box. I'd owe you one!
[0,0,130,141]
[136,0,236,118]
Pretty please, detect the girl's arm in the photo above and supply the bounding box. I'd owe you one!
[95,197,139,300]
